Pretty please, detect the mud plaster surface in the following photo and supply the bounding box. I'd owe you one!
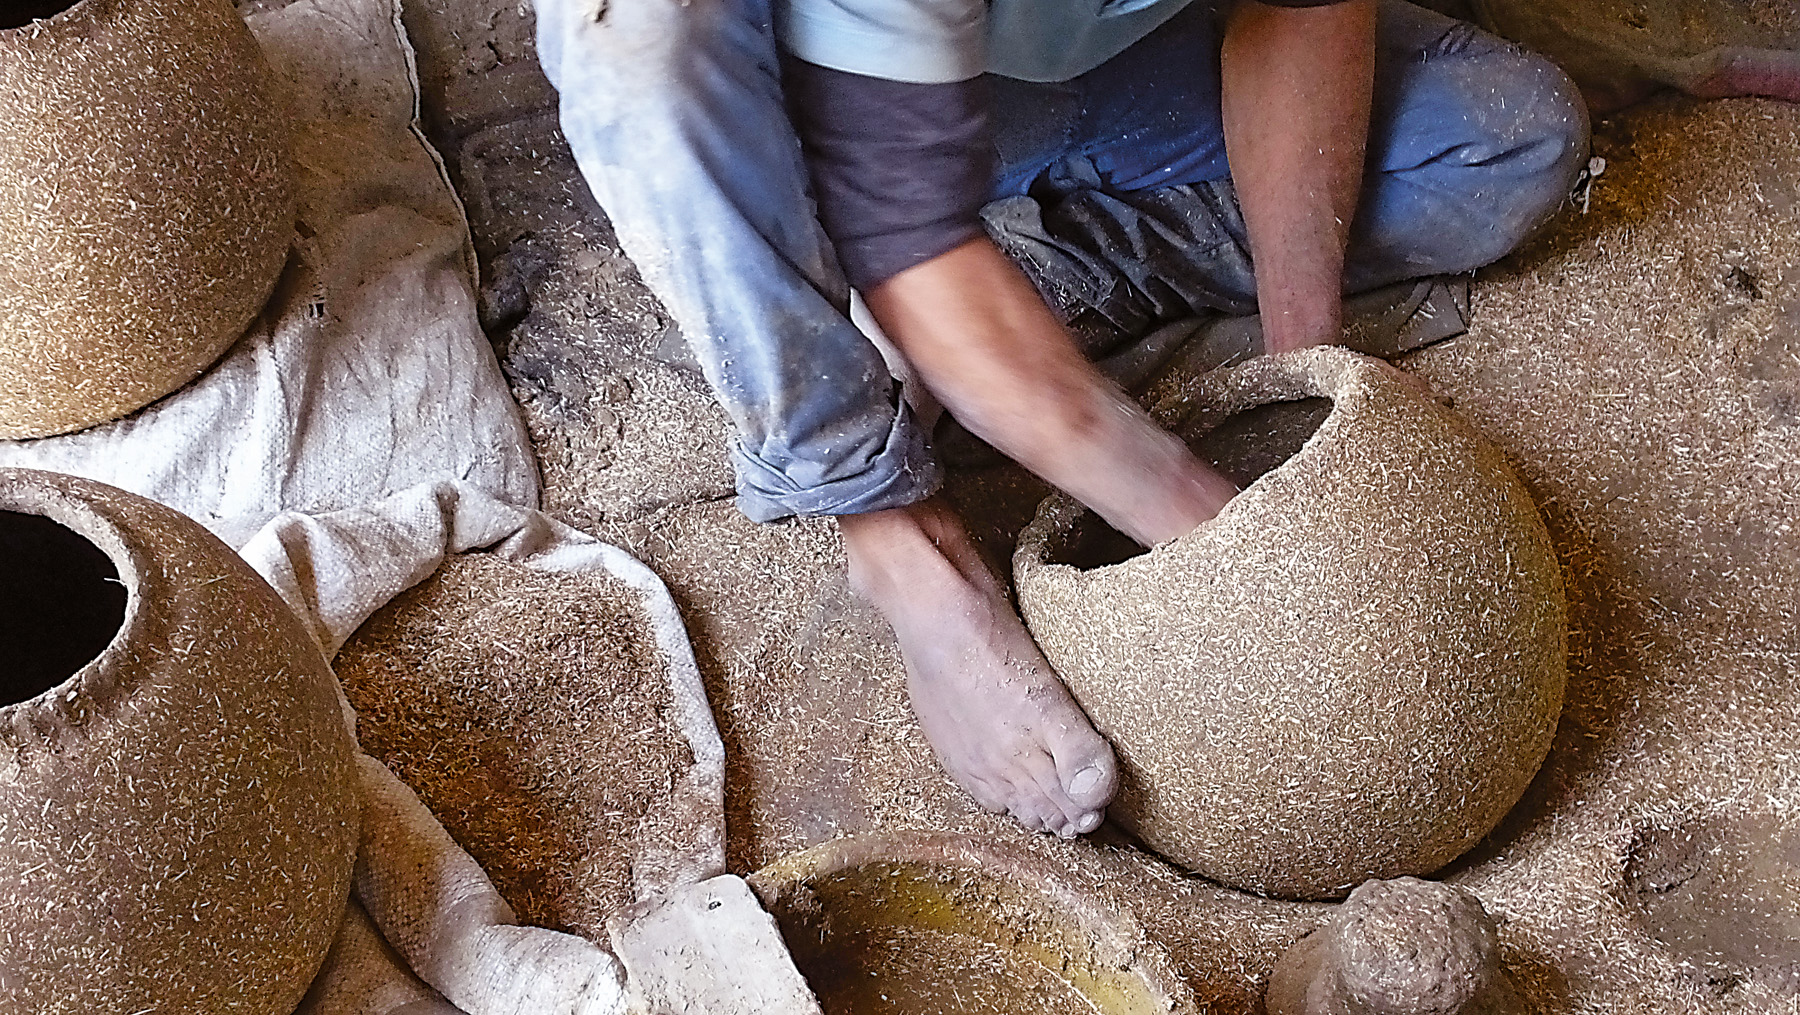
[333,554,691,939]
[377,3,1800,1009]
[397,0,734,531]
[1396,96,1800,1011]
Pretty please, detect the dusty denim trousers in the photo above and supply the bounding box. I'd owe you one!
[535,0,1588,521]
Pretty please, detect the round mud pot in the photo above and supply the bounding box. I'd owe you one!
[748,831,1200,1015]
[0,0,294,438]
[1014,348,1567,900]
[0,469,359,1014]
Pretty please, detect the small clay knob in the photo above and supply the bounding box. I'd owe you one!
[1266,878,1526,1015]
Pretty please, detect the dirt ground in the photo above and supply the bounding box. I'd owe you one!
[366,3,1800,1011]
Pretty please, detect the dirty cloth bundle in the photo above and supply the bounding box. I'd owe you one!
[0,0,724,1011]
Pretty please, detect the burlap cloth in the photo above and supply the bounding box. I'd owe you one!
[0,0,726,1010]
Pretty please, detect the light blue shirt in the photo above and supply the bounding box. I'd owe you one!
[776,0,1198,84]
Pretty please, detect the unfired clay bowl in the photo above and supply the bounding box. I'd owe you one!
[0,468,358,1014]
[1015,347,1567,900]
[748,830,1199,1015]
[0,0,293,438]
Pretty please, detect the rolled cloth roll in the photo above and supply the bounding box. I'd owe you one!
[0,0,293,438]
[1014,348,1567,900]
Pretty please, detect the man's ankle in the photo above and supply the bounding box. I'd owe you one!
[841,502,940,605]
[839,498,991,612]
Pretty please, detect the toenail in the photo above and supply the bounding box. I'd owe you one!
[1068,766,1103,797]
[1075,812,1102,834]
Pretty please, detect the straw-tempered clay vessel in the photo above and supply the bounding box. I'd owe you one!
[1015,348,1566,900]
[0,0,293,438]
[0,468,358,1014]
[749,830,1200,1015]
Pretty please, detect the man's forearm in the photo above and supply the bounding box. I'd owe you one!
[1221,0,1376,353]
[866,239,1240,546]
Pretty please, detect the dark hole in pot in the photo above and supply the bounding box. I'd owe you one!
[0,511,128,706]
[0,1,83,29]
[1052,397,1333,569]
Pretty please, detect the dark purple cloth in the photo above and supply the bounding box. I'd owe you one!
[782,53,993,290]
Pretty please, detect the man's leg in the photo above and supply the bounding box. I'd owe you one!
[839,497,1123,837]
[982,0,1588,344]
[536,0,936,521]
[1345,1,1589,289]
[536,0,1121,837]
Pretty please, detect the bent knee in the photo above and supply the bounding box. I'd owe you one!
[1373,42,1590,273]
[1455,46,1590,259]
[1481,45,1591,185]
[537,0,772,99]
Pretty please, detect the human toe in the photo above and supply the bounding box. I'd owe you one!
[1020,750,1102,837]
[960,772,1011,815]
[1003,783,1068,835]
[1052,733,1119,813]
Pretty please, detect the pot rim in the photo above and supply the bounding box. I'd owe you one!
[747,828,1202,1015]
[1017,346,1391,576]
[0,468,149,743]
[0,0,112,38]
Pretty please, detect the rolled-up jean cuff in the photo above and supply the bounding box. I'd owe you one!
[731,401,944,521]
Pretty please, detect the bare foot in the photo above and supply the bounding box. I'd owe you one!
[840,497,1118,837]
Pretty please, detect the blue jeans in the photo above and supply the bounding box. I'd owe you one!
[535,0,1588,522]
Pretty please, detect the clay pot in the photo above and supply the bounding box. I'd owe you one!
[0,468,359,1013]
[749,830,1199,1015]
[1014,348,1566,900]
[1459,0,1800,105]
[0,0,294,438]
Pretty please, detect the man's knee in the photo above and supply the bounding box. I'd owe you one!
[537,0,768,102]
[1364,37,1590,277]
[1457,44,1590,262]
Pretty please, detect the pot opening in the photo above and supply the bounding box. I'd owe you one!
[0,1,84,30]
[767,860,1175,1015]
[0,510,128,706]
[1194,396,1333,488]
[1050,397,1333,569]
